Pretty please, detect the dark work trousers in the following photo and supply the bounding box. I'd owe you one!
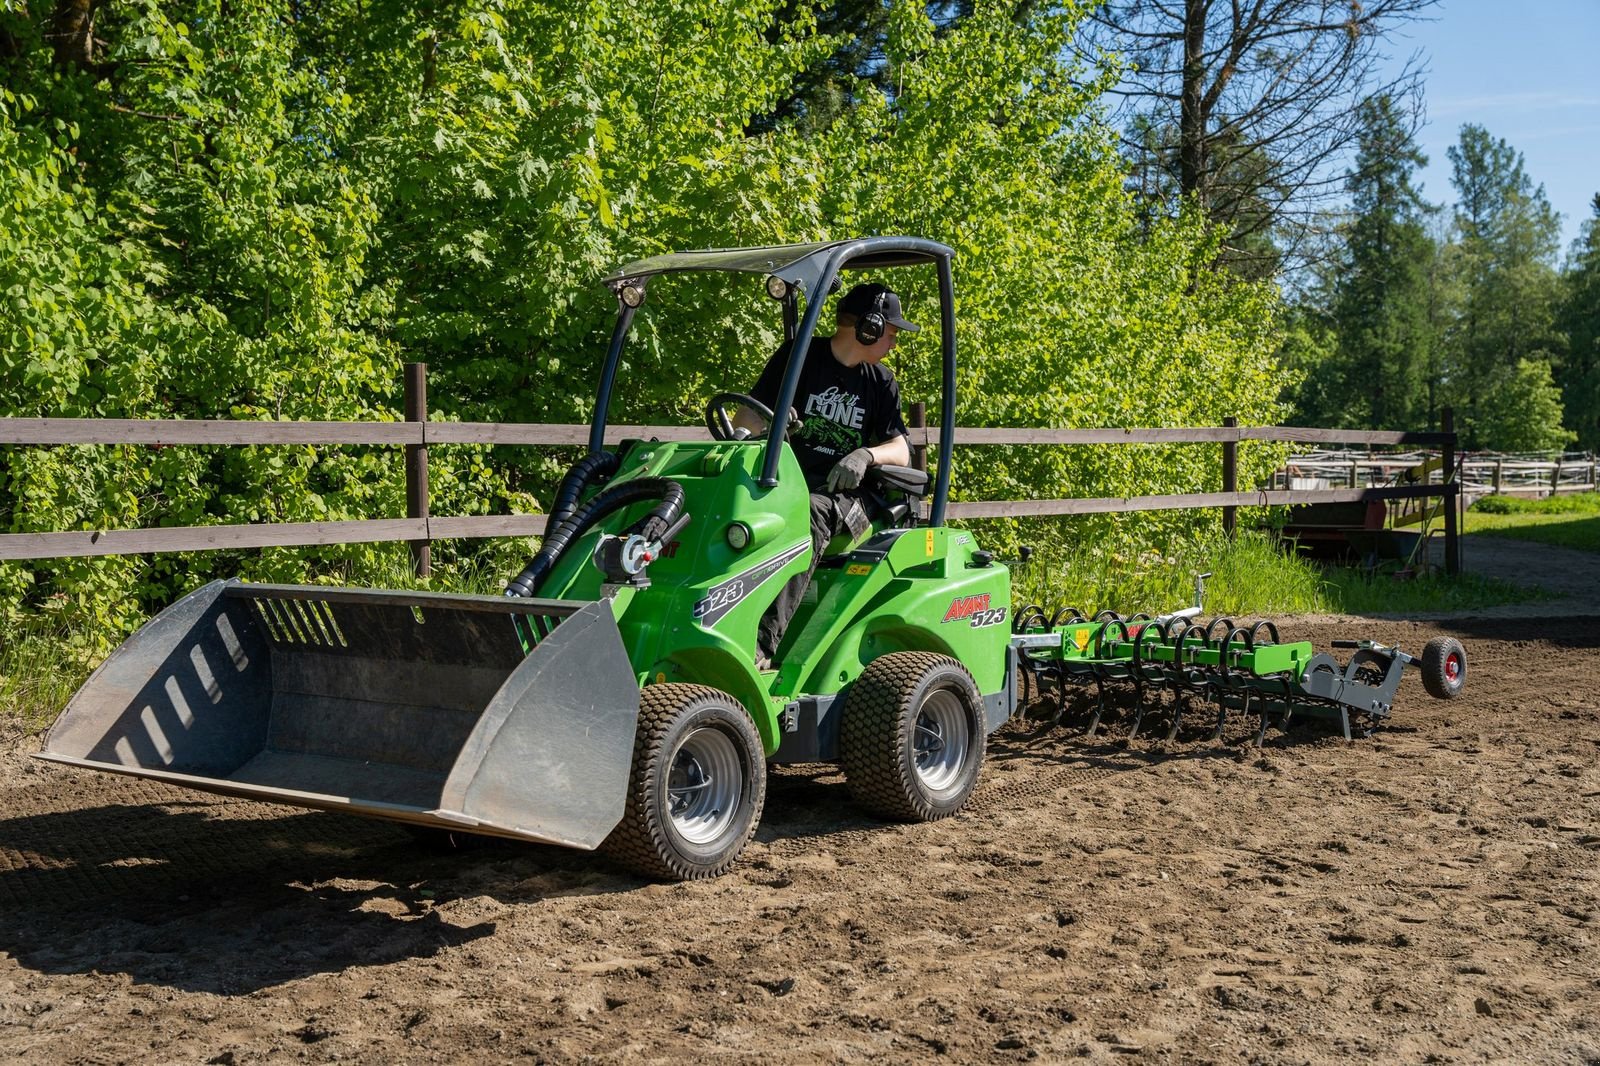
[756,489,873,661]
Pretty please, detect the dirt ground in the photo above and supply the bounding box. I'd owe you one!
[2,535,1597,1064]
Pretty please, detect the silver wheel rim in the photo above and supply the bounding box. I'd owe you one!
[667,726,742,846]
[913,689,969,793]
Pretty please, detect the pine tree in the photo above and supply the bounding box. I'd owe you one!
[1445,125,1566,450]
[1558,194,1600,450]
[1331,95,1435,430]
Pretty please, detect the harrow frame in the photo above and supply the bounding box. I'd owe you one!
[1010,581,1465,743]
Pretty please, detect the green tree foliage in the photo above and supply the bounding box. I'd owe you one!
[1443,125,1567,450]
[1,0,1285,637]
[1329,95,1435,431]
[1473,357,1570,453]
[1557,195,1600,450]
[750,0,897,134]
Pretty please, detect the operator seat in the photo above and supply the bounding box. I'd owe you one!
[819,464,929,559]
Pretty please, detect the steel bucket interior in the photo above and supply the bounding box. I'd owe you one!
[37,580,641,849]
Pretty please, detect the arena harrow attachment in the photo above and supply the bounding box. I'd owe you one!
[1011,576,1466,743]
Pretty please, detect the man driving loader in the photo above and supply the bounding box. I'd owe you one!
[733,282,916,663]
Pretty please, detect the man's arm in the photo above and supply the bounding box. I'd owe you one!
[826,433,912,492]
[731,406,767,438]
[868,434,911,468]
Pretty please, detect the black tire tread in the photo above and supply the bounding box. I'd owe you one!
[839,652,984,822]
[1420,637,1467,700]
[602,683,765,881]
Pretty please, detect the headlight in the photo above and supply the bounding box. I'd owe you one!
[726,522,752,551]
[765,275,788,301]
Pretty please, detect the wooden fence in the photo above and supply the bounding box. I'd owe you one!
[0,368,1461,574]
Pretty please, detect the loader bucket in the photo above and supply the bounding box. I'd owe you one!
[36,580,641,849]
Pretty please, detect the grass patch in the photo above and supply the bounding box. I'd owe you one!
[0,615,100,735]
[1008,528,1543,619]
[1010,530,1328,617]
[1465,493,1600,554]
[1319,568,1546,614]
[1468,492,1600,516]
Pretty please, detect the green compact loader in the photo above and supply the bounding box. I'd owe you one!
[39,238,1020,880]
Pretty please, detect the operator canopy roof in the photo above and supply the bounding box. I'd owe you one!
[604,237,953,301]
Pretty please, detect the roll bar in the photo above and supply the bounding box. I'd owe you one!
[590,236,958,527]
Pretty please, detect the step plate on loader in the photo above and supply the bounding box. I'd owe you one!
[37,580,641,850]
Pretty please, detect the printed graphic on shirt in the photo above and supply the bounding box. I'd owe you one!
[795,415,861,460]
[804,386,866,430]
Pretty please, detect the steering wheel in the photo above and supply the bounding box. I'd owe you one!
[705,391,777,441]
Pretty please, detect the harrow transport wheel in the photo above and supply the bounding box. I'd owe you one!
[1421,637,1467,699]
[840,652,986,822]
[602,684,766,881]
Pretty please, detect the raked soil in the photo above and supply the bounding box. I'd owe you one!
[1,534,1596,1064]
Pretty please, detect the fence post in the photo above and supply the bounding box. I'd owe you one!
[1493,458,1503,494]
[1442,406,1459,576]
[405,363,431,578]
[1222,416,1237,539]
[908,401,927,474]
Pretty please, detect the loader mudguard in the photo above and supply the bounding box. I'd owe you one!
[38,579,642,849]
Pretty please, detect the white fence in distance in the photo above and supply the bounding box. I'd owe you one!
[1275,449,1598,499]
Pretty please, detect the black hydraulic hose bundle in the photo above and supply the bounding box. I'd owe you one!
[506,474,686,598]
[547,450,621,532]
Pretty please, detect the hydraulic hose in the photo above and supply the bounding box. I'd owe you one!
[547,451,620,533]
[506,476,686,598]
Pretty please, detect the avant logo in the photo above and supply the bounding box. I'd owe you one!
[942,593,991,623]
[942,593,1006,628]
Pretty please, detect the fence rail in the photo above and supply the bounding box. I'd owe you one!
[1279,449,1599,498]
[0,368,1461,573]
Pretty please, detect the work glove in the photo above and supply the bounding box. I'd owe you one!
[827,447,874,492]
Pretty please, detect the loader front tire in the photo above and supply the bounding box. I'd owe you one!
[840,652,986,822]
[603,684,766,881]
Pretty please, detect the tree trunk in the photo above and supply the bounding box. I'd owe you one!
[1178,0,1209,207]
[50,0,99,70]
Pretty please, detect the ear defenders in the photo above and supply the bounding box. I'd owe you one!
[854,290,889,346]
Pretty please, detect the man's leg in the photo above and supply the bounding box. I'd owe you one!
[756,492,861,662]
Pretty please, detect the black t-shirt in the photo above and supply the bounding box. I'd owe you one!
[751,335,909,488]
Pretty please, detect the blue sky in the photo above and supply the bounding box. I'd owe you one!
[1388,0,1600,255]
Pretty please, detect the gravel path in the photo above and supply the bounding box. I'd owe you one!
[1447,532,1600,615]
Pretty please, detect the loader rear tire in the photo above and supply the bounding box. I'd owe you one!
[602,684,766,881]
[1421,637,1466,699]
[840,652,986,822]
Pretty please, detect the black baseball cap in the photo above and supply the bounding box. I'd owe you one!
[838,283,920,333]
